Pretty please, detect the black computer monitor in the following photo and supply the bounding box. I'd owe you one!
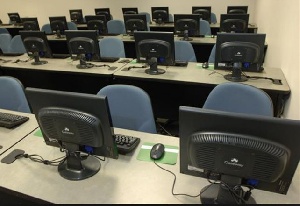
[7,12,21,24]
[69,9,84,24]
[19,30,53,65]
[214,33,265,82]
[65,30,101,69]
[94,8,112,21]
[134,31,175,75]
[174,14,200,41]
[227,6,248,14]
[25,87,118,181]
[49,16,68,38]
[122,7,139,15]
[85,15,108,36]
[123,14,148,37]
[192,6,211,23]
[151,7,169,24]
[21,17,40,31]
[179,106,300,204]
[220,14,249,33]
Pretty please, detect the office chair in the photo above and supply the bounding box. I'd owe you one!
[208,44,216,63]
[139,12,151,23]
[200,19,212,35]
[203,82,274,117]
[0,28,9,35]
[41,23,52,34]
[174,40,197,62]
[8,35,26,53]
[168,14,174,22]
[211,12,217,24]
[0,76,31,113]
[0,33,12,53]
[67,22,78,30]
[99,37,126,58]
[97,84,157,134]
[107,20,126,34]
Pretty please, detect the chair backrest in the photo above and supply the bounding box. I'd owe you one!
[107,20,126,34]
[200,19,212,35]
[99,37,126,58]
[97,84,157,134]
[208,44,216,63]
[67,21,78,30]
[168,14,173,22]
[203,82,274,117]
[41,23,52,34]
[139,12,151,23]
[0,76,31,113]
[9,35,26,53]
[0,28,9,35]
[211,12,217,24]
[174,40,197,62]
[0,33,12,53]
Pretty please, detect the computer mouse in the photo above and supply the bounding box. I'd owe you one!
[150,143,165,160]
[202,62,209,69]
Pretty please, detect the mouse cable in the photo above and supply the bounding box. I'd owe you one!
[153,161,201,198]
[16,153,66,166]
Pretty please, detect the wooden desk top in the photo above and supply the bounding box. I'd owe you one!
[0,126,299,204]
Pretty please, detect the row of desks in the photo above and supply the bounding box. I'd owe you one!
[0,54,290,120]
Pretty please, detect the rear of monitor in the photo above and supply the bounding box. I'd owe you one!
[227,6,248,14]
[94,8,112,21]
[69,9,84,24]
[220,14,249,33]
[192,6,211,23]
[151,7,169,24]
[174,14,200,41]
[122,7,139,15]
[49,16,68,39]
[123,14,148,37]
[85,15,108,35]
[7,12,21,25]
[21,17,40,31]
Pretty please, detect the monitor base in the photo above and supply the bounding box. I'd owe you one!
[31,60,48,65]
[224,74,248,82]
[145,68,165,75]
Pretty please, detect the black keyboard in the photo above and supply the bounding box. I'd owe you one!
[114,134,140,154]
[0,112,29,129]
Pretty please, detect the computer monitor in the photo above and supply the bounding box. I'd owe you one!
[7,12,21,24]
[122,7,139,15]
[123,14,148,37]
[19,30,53,65]
[49,16,68,39]
[151,7,169,24]
[227,6,248,14]
[69,9,84,24]
[179,106,300,204]
[174,14,200,41]
[25,87,118,181]
[214,33,266,81]
[65,30,100,69]
[21,17,40,31]
[220,14,249,33]
[85,15,108,36]
[94,8,112,21]
[134,31,175,75]
[192,6,211,24]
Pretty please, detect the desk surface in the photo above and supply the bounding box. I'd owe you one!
[0,123,299,204]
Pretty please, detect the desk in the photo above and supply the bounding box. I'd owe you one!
[0,24,23,37]
[0,126,299,204]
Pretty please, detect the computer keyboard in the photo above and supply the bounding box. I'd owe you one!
[0,112,29,129]
[114,134,140,154]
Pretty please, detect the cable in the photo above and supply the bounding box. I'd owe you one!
[156,122,174,136]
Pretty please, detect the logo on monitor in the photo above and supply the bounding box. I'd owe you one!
[62,127,74,135]
[224,157,244,168]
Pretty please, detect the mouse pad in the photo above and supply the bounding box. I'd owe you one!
[136,142,179,165]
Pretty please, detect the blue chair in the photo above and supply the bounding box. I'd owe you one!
[8,35,26,53]
[97,85,157,134]
[0,76,31,113]
[139,12,151,23]
[200,19,212,35]
[41,23,52,34]
[0,28,9,34]
[208,44,216,63]
[107,20,126,34]
[0,33,12,53]
[174,40,197,62]
[67,22,78,30]
[169,14,173,22]
[203,82,274,117]
[99,37,126,58]
[211,12,217,24]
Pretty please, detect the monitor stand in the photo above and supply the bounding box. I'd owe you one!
[32,52,48,65]
[224,62,248,82]
[145,57,165,75]
[180,30,193,41]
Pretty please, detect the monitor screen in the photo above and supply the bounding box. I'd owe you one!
[69,9,84,24]
[19,30,53,65]
[25,87,118,180]
[21,17,40,31]
[227,6,248,14]
[123,14,148,36]
[7,12,21,24]
[65,30,101,69]
[122,7,139,15]
[134,31,175,75]
[214,33,266,81]
[151,7,169,24]
[49,16,68,38]
[94,8,112,21]
[85,15,108,35]
[192,6,211,23]
[220,14,249,33]
[179,106,300,204]
[174,14,200,41]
